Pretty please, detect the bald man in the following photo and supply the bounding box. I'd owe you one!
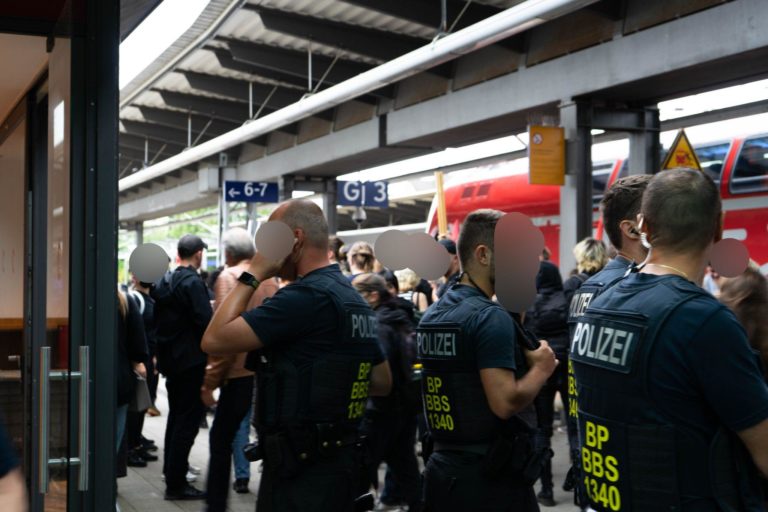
[203,199,392,512]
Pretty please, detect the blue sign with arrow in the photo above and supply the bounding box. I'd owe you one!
[224,181,279,203]
[337,180,388,207]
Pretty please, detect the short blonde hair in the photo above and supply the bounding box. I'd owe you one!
[395,268,420,292]
[573,238,608,274]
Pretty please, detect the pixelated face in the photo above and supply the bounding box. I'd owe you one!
[493,212,544,313]
[129,243,170,283]
[254,220,297,279]
[375,230,451,281]
[709,238,749,278]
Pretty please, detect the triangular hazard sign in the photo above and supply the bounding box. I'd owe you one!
[661,129,701,171]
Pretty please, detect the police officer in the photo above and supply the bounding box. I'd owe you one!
[564,175,652,505]
[419,209,558,511]
[201,199,392,512]
[572,168,768,511]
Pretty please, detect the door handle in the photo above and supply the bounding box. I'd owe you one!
[38,346,90,494]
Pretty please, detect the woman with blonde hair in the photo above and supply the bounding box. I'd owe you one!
[395,268,429,312]
[563,237,608,305]
[347,241,376,279]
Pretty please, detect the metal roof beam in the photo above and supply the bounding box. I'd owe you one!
[251,6,425,62]
[121,119,204,147]
[222,37,371,85]
[120,132,185,153]
[136,106,239,137]
[342,0,502,32]
[155,89,257,123]
[209,47,384,104]
[180,70,304,108]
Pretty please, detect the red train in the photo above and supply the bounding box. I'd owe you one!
[427,134,768,273]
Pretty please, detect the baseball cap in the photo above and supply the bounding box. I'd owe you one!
[178,234,208,258]
[438,238,456,255]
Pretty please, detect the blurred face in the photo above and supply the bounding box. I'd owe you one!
[191,250,204,270]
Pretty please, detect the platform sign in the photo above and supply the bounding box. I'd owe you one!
[337,180,389,207]
[224,181,279,203]
[529,125,565,185]
[661,129,701,171]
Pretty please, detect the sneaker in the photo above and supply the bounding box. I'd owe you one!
[160,472,197,483]
[164,484,205,501]
[188,465,202,475]
[374,500,406,511]
[138,448,158,462]
[233,478,249,494]
[537,488,556,507]
[126,453,147,468]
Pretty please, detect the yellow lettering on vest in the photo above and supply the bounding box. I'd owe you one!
[426,376,442,394]
[358,362,371,380]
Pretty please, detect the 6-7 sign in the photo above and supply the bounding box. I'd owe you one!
[224,181,279,203]
[337,180,388,207]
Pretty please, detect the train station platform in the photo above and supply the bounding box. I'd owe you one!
[117,380,579,512]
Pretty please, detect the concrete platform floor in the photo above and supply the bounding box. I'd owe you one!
[117,379,582,511]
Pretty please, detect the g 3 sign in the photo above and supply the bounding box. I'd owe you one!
[337,180,388,207]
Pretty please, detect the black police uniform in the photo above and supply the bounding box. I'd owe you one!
[572,272,768,511]
[241,264,385,512]
[418,284,540,512]
[564,256,633,504]
[152,265,212,493]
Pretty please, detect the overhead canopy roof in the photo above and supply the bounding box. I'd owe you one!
[117,0,768,228]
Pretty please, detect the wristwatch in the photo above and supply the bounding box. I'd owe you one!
[238,271,261,290]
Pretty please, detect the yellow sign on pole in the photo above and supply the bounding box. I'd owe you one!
[434,171,448,238]
[528,126,565,185]
[661,129,701,171]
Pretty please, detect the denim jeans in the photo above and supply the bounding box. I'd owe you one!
[232,407,252,480]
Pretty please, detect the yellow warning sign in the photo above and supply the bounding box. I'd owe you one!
[529,126,565,185]
[661,129,701,171]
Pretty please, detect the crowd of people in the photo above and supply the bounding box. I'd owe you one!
[110,167,768,512]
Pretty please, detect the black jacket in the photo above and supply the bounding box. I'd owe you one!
[117,294,149,406]
[151,266,212,376]
[369,299,418,413]
[525,261,569,357]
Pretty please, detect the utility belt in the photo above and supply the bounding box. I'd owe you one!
[245,422,362,478]
[428,425,551,485]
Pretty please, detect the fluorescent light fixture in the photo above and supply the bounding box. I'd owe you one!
[119,0,210,89]
[659,79,768,121]
[338,135,527,183]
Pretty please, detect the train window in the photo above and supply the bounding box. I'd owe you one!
[731,136,768,194]
[695,143,728,184]
[477,183,491,196]
[461,186,475,198]
[592,162,614,207]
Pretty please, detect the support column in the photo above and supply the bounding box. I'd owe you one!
[559,100,593,276]
[628,107,660,175]
[323,177,338,235]
[134,221,143,246]
[279,174,295,201]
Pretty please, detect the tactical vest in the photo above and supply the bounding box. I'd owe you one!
[255,271,379,431]
[571,276,759,512]
[417,294,506,444]
[567,259,632,327]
